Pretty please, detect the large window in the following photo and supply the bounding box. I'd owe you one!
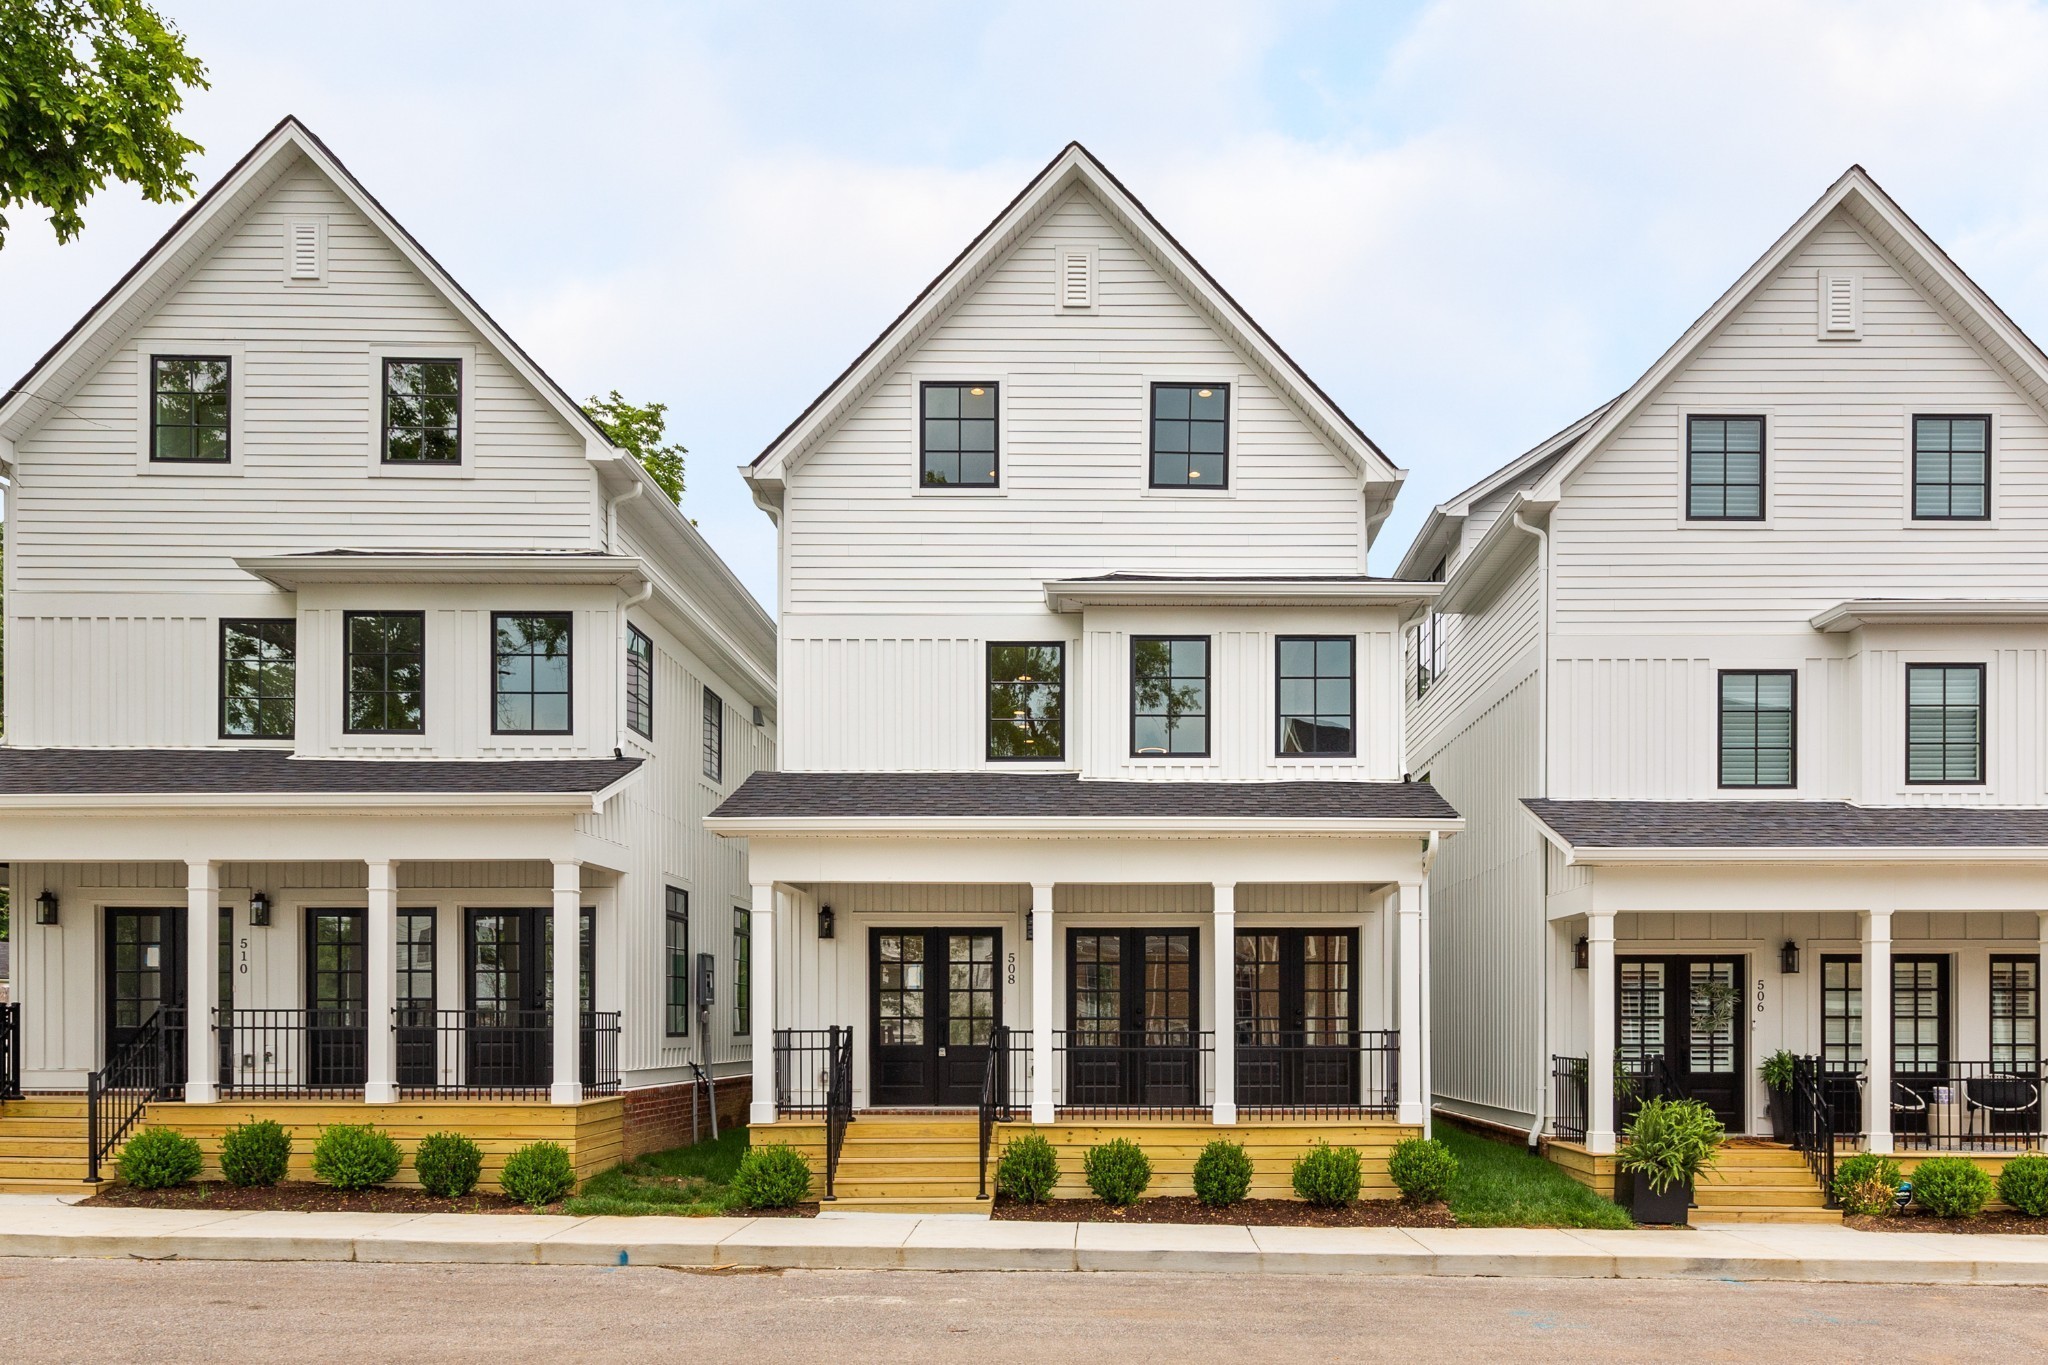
[344,612,425,734]
[732,907,752,1036]
[625,625,654,740]
[381,358,462,464]
[666,888,690,1037]
[1913,415,1991,520]
[492,613,571,735]
[1906,663,1984,784]
[1820,956,1862,1067]
[1131,636,1209,757]
[1277,636,1355,756]
[150,356,231,463]
[1686,415,1765,521]
[397,909,435,1018]
[220,619,296,740]
[1893,956,1948,1075]
[1991,956,2040,1071]
[987,642,1065,761]
[919,381,998,487]
[1150,383,1229,488]
[702,686,724,782]
[1718,670,1795,788]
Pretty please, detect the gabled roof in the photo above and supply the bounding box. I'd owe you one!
[744,141,1403,529]
[1529,165,2048,504]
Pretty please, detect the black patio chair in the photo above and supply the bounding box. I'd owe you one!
[1965,1076,2041,1139]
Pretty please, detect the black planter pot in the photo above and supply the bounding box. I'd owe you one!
[1628,1171,1691,1226]
[1766,1091,1793,1143]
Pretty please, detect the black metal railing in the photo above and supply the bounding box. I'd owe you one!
[219,1008,619,1099]
[1616,1054,1688,1129]
[1056,1029,1214,1118]
[1789,1056,1838,1206]
[1551,1054,1589,1142]
[87,1007,182,1182]
[219,1008,369,1097]
[773,1028,838,1115]
[1236,1029,1399,1117]
[1890,1060,2045,1150]
[824,1026,854,1201]
[977,1024,1014,1199]
[1,1002,21,1101]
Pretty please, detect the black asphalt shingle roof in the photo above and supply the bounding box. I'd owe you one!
[1524,799,2048,850]
[0,749,640,797]
[712,771,1459,822]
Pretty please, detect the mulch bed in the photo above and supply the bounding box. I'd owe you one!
[993,1196,1456,1227]
[1846,1211,2048,1236]
[85,1182,533,1215]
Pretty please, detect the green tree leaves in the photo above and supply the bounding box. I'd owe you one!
[583,390,686,503]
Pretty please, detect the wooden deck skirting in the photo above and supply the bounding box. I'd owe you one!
[1542,1138,2038,1212]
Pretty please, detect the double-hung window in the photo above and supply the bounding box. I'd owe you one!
[733,907,752,1035]
[344,612,425,735]
[1906,663,1984,784]
[220,619,296,740]
[666,888,690,1037]
[382,359,462,464]
[920,382,998,487]
[1718,670,1795,788]
[493,613,572,735]
[1912,415,1991,520]
[1131,636,1209,757]
[151,357,231,463]
[1150,383,1229,488]
[987,642,1065,760]
[1277,636,1355,756]
[625,625,654,740]
[1686,416,1765,520]
[702,687,724,782]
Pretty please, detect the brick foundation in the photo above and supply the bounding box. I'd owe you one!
[620,1075,753,1160]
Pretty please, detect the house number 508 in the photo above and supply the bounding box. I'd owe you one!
[1006,952,1017,987]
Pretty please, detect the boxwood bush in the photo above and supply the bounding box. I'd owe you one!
[1911,1156,1993,1219]
[1291,1141,1362,1208]
[1386,1137,1458,1205]
[219,1119,292,1187]
[116,1127,203,1190]
[1191,1139,1252,1208]
[1997,1154,2048,1218]
[501,1141,578,1207]
[414,1132,485,1199]
[1082,1138,1151,1206]
[311,1124,402,1191]
[994,1132,1060,1204]
[731,1143,812,1209]
[1832,1152,1903,1217]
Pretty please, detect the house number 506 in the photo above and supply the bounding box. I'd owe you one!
[1756,978,1766,1013]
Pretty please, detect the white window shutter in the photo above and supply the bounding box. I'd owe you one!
[1817,271,1860,338]
[288,220,324,281]
[1059,248,1093,309]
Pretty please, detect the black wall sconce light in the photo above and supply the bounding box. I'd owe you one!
[817,904,835,940]
[1780,940,1800,975]
[1573,935,1589,970]
[249,891,273,928]
[35,889,59,926]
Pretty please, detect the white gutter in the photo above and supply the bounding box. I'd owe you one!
[0,791,619,813]
[1550,843,2048,865]
[1513,507,1552,1150]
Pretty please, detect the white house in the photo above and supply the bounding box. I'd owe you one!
[0,118,775,1187]
[707,144,1461,1208]
[1402,167,2048,1179]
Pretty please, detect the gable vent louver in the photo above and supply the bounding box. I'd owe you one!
[288,221,324,281]
[1059,247,1093,309]
[1818,270,1860,339]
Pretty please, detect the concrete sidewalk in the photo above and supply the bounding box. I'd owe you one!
[2,1195,2045,1283]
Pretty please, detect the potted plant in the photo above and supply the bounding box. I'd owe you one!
[1760,1050,1798,1142]
[1616,1096,1724,1226]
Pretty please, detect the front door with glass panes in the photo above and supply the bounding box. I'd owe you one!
[1234,930,1359,1108]
[1066,929,1200,1109]
[305,909,369,1088]
[394,910,437,1089]
[104,908,187,1086]
[1615,956,1745,1129]
[466,908,594,1090]
[870,930,1000,1107]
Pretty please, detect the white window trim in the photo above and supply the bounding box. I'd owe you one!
[1123,628,1222,771]
[1893,651,1993,798]
[906,369,1011,496]
[1051,242,1099,315]
[1671,405,1775,529]
[366,343,478,478]
[282,217,328,288]
[135,343,246,476]
[1899,407,2002,530]
[1138,371,1246,500]
[1709,660,1804,799]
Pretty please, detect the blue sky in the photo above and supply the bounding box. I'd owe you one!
[11,1,2048,604]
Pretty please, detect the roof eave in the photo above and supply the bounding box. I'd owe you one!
[1550,843,2048,865]
[0,791,608,813]
[234,552,650,591]
[706,814,1465,838]
[1043,579,1442,613]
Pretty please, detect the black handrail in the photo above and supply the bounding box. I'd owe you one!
[978,1023,1013,1199]
[1551,1054,1589,1142]
[0,1003,21,1101]
[1790,1056,1838,1207]
[86,1007,181,1182]
[823,1025,854,1201]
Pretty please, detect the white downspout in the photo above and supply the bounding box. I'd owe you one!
[1420,829,1440,1131]
[605,478,644,555]
[1513,507,1551,1149]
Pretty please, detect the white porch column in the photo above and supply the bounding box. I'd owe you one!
[1395,882,1424,1127]
[1211,882,1237,1125]
[363,860,399,1103]
[749,881,778,1125]
[1031,883,1055,1124]
[184,861,220,1103]
[550,860,584,1105]
[1863,909,1893,1154]
[1586,911,1617,1155]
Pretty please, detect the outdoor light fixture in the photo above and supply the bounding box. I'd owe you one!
[249,891,272,927]
[818,904,836,940]
[35,890,59,926]
[1781,940,1800,975]
[1573,935,1589,970]
[1026,915,1033,941]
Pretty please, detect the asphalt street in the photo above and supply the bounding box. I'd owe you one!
[1,1259,2041,1362]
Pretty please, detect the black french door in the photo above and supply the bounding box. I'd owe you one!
[305,909,368,1087]
[1065,928,1200,1109]
[1234,929,1359,1107]
[465,907,594,1089]
[105,907,187,1087]
[394,909,437,1088]
[1616,956,1745,1129]
[870,929,1000,1107]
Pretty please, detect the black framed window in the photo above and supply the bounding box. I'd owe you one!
[1718,670,1795,788]
[1277,635,1355,756]
[702,686,724,782]
[381,358,462,464]
[1912,415,1991,520]
[150,356,231,462]
[665,888,689,1037]
[1893,956,1948,1075]
[919,381,998,487]
[732,907,751,1035]
[344,612,425,734]
[987,642,1065,761]
[1686,415,1765,520]
[1906,663,1984,784]
[1150,383,1229,488]
[1416,556,1447,699]
[1820,955,1862,1067]
[625,625,654,740]
[220,619,296,740]
[1131,636,1209,757]
[1992,955,2040,1071]
[492,613,571,735]
[397,909,435,1014]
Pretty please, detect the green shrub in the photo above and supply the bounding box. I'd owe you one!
[994,1132,1060,1204]
[414,1132,485,1199]
[116,1127,203,1190]
[500,1141,578,1207]
[219,1119,291,1187]
[730,1144,812,1210]
[1832,1153,1904,1217]
[1291,1141,1363,1208]
[1082,1138,1151,1206]
[1191,1140,1252,1208]
[1616,1097,1724,1195]
[1386,1137,1459,1205]
[1911,1156,1993,1219]
[310,1124,402,1191]
[1997,1154,2048,1218]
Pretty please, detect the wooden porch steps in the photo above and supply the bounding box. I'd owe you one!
[1692,1141,1838,1225]
[0,1097,96,1194]
[767,1114,988,1213]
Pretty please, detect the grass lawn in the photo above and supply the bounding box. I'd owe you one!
[1436,1122,1634,1229]
[561,1126,752,1216]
